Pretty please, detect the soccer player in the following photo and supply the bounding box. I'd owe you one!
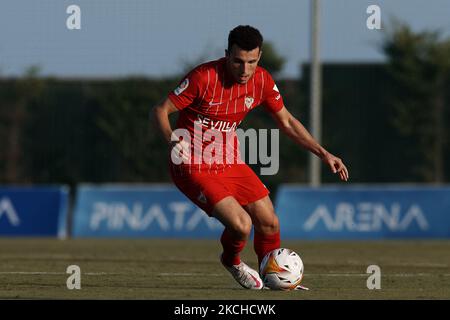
[152,25,349,290]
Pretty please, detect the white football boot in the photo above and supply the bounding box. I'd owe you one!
[220,254,264,290]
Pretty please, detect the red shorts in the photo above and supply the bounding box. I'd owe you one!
[170,164,269,215]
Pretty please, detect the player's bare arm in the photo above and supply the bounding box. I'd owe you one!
[152,98,178,143]
[152,98,190,162]
[270,106,349,181]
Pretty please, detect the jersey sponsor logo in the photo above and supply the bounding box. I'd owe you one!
[275,94,281,101]
[273,84,279,92]
[174,78,189,96]
[245,96,254,109]
[197,114,241,132]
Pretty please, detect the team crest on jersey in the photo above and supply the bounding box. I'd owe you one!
[174,78,189,96]
[244,96,254,109]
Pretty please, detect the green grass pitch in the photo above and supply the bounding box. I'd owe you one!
[0,238,449,299]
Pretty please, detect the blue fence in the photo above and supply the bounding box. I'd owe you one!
[2,184,449,239]
[0,186,69,238]
[275,185,450,239]
[71,184,224,238]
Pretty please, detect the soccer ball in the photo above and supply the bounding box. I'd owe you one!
[259,248,304,290]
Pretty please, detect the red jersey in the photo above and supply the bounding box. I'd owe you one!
[168,57,284,174]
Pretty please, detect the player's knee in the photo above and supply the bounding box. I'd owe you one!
[259,214,279,235]
[267,214,280,234]
[232,215,252,239]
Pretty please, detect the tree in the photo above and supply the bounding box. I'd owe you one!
[93,78,178,182]
[382,23,450,183]
[259,42,286,77]
[2,66,44,183]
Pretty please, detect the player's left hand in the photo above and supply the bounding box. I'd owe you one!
[321,152,349,181]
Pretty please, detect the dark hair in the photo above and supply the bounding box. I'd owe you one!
[227,25,263,52]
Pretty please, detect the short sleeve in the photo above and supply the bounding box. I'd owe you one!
[168,70,203,110]
[262,71,284,113]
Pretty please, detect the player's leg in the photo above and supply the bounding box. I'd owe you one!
[211,196,252,266]
[223,164,280,268]
[170,170,252,266]
[170,167,263,289]
[211,196,263,290]
[243,195,281,268]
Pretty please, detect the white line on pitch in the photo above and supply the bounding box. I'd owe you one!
[158,273,223,277]
[156,272,450,277]
[307,273,450,277]
[2,272,449,277]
